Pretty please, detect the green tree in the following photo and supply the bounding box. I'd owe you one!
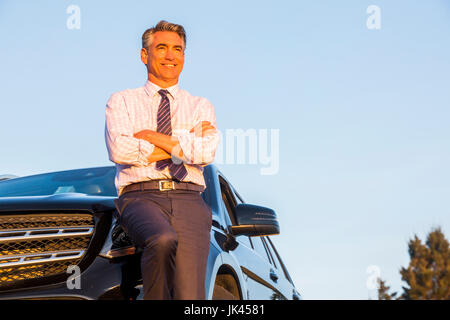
[377,278,397,300]
[378,226,450,300]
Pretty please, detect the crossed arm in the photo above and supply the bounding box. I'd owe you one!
[134,121,216,164]
[105,93,219,167]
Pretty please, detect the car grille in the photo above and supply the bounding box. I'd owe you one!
[0,213,95,288]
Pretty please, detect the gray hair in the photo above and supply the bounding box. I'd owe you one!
[142,20,186,50]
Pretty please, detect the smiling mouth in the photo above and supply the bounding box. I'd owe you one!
[162,63,177,67]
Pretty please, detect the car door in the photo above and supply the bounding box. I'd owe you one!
[264,236,300,300]
[218,175,286,300]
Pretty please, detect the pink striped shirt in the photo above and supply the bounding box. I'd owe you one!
[105,80,220,196]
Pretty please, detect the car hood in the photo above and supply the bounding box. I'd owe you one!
[0,193,117,213]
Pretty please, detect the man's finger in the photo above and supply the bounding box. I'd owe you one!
[202,126,215,133]
[190,121,213,133]
[190,125,215,135]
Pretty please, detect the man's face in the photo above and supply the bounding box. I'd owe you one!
[141,31,185,87]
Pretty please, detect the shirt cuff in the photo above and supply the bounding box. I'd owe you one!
[177,132,196,164]
[136,138,155,167]
[177,131,218,165]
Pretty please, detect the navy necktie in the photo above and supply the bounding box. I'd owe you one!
[155,89,188,181]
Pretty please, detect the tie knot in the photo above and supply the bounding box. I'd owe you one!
[158,89,169,98]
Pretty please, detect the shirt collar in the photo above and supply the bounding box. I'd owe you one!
[144,80,180,100]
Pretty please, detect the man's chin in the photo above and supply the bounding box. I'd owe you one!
[161,70,181,78]
[149,72,181,86]
[160,75,181,83]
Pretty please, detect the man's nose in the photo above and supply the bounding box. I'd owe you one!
[165,49,175,60]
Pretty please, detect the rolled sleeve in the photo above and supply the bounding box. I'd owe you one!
[177,98,220,165]
[105,92,155,167]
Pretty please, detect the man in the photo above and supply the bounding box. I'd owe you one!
[105,20,220,300]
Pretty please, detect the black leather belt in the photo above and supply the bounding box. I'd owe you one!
[121,179,205,195]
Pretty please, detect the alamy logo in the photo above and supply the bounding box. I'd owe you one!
[215,128,280,175]
[169,128,280,175]
[366,5,381,30]
[66,265,81,289]
[66,5,81,30]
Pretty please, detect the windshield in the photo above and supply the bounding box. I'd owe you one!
[0,167,117,198]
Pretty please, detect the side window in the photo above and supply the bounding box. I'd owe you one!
[266,237,293,283]
[237,233,252,249]
[231,187,245,204]
[250,237,271,265]
[219,177,251,247]
[219,178,237,225]
[262,237,277,268]
[229,185,253,248]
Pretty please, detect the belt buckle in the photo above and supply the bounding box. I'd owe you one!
[158,180,175,191]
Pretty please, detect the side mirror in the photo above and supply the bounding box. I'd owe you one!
[229,203,280,237]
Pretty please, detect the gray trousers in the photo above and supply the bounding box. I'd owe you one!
[115,189,212,300]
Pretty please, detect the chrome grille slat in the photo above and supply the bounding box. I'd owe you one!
[0,250,85,268]
[0,227,94,242]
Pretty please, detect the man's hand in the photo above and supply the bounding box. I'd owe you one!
[134,130,184,162]
[190,121,216,137]
[134,130,151,141]
[147,146,172,163]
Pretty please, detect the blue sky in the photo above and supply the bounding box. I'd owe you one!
[1,0,449,299]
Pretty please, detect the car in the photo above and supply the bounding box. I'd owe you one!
[0,165,301,300]
[0,175,18,182]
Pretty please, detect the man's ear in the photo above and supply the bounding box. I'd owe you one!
[140,48,148,65]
